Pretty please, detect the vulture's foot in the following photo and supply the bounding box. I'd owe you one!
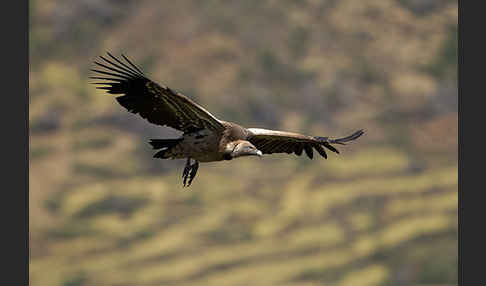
[182,158,191,180]
[182,158,199,187]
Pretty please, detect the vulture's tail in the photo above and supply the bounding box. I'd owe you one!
[149,138,183,159]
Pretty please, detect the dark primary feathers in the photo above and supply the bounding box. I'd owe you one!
[247,128,364,160]
[90,52,225,134]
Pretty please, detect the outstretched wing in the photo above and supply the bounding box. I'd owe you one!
[247,128,364,159]
[90,53,225,133]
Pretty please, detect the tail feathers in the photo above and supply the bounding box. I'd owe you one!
[153,149,170,159]
[149,138,182,149]
[149,138,183,159]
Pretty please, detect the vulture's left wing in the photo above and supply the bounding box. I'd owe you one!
[90,53,225,133]
[247,128,364,159]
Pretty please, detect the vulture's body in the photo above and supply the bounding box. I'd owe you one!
[150,122,250,162]
[91,53,364,186]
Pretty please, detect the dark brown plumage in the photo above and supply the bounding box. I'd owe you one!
[91,53,364,187]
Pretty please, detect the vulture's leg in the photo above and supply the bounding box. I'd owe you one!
[187,161,199,187]
[182,158,192,187]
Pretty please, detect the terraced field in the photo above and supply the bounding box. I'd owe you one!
[30,142,457,285]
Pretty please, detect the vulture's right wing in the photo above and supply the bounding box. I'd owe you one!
[247,128,364,159]
[90,53,225,133]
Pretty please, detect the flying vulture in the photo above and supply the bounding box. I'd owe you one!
[91,53,364,187]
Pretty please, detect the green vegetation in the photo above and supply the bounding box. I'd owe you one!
[30,0,457,285]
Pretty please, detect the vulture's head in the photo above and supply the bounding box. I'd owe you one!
[226,140,263,159]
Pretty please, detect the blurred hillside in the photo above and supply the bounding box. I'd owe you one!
[29,0,458,285]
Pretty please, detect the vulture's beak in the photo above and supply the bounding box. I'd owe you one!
[256,150,263,157]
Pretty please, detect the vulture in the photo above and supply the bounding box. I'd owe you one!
[91,53,364,187]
